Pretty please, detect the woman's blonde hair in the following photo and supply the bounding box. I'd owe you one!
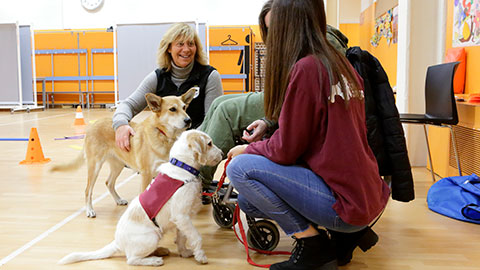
[157,23,208,71]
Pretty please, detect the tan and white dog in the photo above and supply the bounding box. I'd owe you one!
[50,89,196,218]
[58,130,223,266]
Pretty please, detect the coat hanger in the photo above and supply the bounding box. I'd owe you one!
[221,35,238,45]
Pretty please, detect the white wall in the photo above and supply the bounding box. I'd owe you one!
[0,0,269,29]
[339,0,361,24]
[361,0,376,12]
[396,0,447,166]
[0,0,63,29]
[326,0,339,28]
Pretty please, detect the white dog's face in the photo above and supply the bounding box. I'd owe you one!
[171,130,223,167]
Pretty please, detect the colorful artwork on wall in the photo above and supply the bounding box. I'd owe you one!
[453,0,480,47]
[392,6,398,44]
[370,6,398,47]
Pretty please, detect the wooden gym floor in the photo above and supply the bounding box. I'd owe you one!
[0,108,479,270]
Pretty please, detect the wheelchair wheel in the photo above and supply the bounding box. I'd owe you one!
[212,203,235,229]
[246,219,280,251]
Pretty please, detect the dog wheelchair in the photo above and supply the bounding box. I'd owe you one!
[207,163,281,252]
[206,152,380,267]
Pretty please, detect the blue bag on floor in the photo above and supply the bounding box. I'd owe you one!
[427,174,480,224]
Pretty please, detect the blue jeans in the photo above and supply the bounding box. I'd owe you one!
[226,154,365,236]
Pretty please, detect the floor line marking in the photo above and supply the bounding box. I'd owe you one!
[0,113,73,127]
[0,172,139,266]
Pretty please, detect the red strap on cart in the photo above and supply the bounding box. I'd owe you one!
[205,158,291,267]
[202,159,231,197]
[232,205,291,268]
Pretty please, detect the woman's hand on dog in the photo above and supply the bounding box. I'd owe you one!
[227,145,248,159]
[115,125,136,151]
[242,120,267,143]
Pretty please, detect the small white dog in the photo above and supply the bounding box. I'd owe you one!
[58,130,223,266]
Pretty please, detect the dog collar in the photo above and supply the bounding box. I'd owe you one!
[169,158,200,176]
[156,128,166,136]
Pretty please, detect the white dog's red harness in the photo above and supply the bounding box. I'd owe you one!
[139,173,184,225]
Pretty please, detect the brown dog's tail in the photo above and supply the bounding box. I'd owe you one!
[50,152,85,173]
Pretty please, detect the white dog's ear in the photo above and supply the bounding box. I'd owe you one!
[145,93,163,112]
[189,133,208,165]
[181,88,196,107]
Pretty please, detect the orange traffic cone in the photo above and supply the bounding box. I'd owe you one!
[73,105,86,126]
[20,127,51,165]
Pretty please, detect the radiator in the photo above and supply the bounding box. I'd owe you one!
[449,125,480,175]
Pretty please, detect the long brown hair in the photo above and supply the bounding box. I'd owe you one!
[259,0,273,41]
[264,0,361,121]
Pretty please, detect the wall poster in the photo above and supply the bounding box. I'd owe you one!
[370,6,398,47]
[453,0,480,47]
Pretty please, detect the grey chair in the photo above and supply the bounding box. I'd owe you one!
[399,62,462,181]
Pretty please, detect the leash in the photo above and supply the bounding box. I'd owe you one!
[201,159,231,197]
[232,205,291,268]
[205,158,290,268]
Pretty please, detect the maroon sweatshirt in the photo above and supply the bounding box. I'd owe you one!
[245,55,390,226]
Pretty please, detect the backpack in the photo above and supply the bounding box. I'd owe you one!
[427,174,480,224]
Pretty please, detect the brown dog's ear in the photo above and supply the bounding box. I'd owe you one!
[181,88,196,107]
[145,93,162,112]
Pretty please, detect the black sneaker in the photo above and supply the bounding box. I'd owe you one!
[328,227,378,266]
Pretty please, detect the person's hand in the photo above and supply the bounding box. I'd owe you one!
[227,145,248,159]
[115,125,136,152]
[242,120,268,143]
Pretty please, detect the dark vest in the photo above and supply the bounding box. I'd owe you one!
[155,62,215,129]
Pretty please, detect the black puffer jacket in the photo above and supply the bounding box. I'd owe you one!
[347,46,414,202]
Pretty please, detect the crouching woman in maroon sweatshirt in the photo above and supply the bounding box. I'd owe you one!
[226,0,390,269]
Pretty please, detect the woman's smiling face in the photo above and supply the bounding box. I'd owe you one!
[169,39,197,68]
